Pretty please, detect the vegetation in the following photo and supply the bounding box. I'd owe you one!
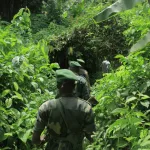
[88,2,150,149]
[0,8,58,149]
[0,0,150,150]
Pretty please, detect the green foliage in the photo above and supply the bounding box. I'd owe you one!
[119,2,150,52]
[86,2,150,149]
[47,16,128,75]
[0,9,56,149]
[30,14,50,33]
[88,50,150,150]
[34,0,129,75]
[1,0,150,149]
[130,31,150,52]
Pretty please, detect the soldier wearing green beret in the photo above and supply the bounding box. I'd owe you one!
[69,61,90,100]
[32,69,95,150]
[77,59,91,90]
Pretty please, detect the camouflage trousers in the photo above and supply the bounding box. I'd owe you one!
[45,136,83,150]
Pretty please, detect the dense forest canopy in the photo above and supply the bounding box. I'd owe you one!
[0,0,150,149]
[0,0,42,21]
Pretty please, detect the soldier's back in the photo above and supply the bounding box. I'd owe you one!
[75,75,90,100]
[40,97,93,150]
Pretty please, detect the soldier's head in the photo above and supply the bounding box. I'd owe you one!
[56,69,78,94]
[68,61,81,74]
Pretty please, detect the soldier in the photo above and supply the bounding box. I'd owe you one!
[102,58,111,73]
[77,59,91,89]
[69,61,90,100]
[32,69,96,150]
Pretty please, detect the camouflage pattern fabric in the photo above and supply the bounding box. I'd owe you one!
[34,96,95,150]
[79,68,91,90]
[75,75,90,100]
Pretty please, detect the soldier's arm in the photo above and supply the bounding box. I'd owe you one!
[32,101,49,145]
[84,70,91,88]
[82,81,90,100]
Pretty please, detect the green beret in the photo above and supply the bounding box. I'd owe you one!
[69,61,81,67]
[56,69,78,83]
[77,59,85,64]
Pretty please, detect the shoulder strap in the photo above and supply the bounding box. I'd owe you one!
[56,98,82,133]
[56,98,70,132]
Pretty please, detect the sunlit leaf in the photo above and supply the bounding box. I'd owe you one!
[5,98,12,108]
[13,82,19,91]
[130,31,150,52]
[4,133,13,137]
[50,63,60,69]
[13,8,24,20]
[140,129,148,139]
[111,108,128,115]
[62,11,68,18]
[0,107,6,113]
[140,101,150,108]
[126,96,137,104]
[31,82,38,89]
[14,91,23,100]
[2,89,11,97]
[38,77,44,83]
[115,54,125,59]
[141,95,150,100]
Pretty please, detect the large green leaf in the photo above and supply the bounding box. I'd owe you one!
[0,128,8,142]
[13,91,23,100]
[2,89,11,97]
[13,82,19,91]
[125,96,137,104]
[94,0,144,22]
[130,31,150,52]
[5,98,12,108]
[18,129,31,143]
[111,108,128,115]
[140,101,150,108]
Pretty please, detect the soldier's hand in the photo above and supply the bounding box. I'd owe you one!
[40,135,46,145]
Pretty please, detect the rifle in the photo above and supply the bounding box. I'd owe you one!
[87,96,99,107]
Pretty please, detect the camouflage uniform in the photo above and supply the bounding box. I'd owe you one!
[34,96,95,150]
[69,61,90,100]
[77,59,91,92]
[102,60,111,73]
[79,68,90,89]
[75,75,90,100]
[33,69,95,150]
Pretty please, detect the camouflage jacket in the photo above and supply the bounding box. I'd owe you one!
[34,96,95,150]
[79,68,90,85]
[75,75,90,100]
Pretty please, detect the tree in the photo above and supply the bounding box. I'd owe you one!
[0,0,42,21]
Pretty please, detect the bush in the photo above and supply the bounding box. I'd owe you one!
[0,8,57,150]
